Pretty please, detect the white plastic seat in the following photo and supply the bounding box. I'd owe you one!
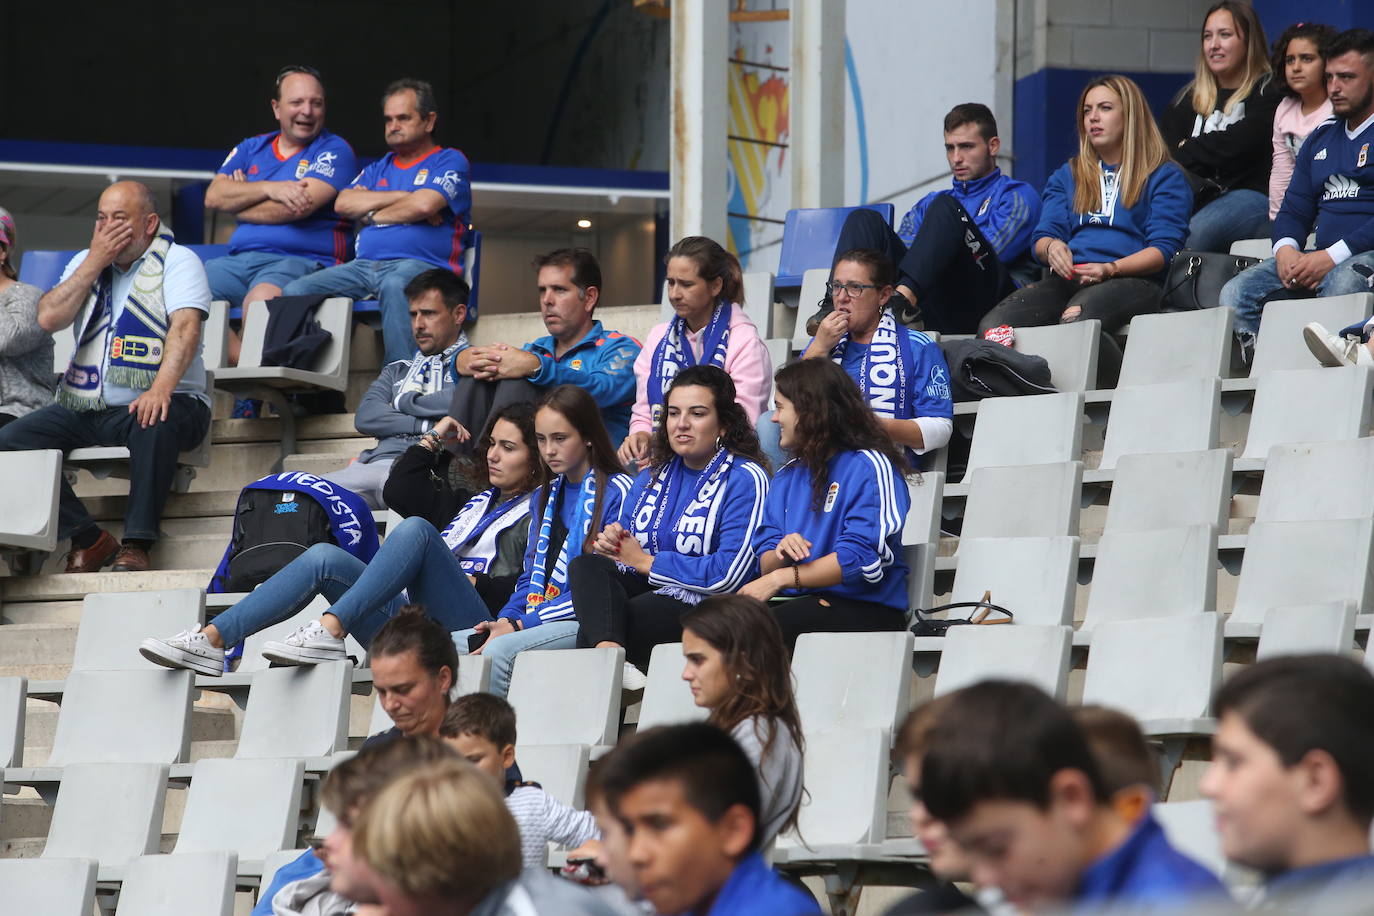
[173,757,305,871]
[515,743,591,808]
[1080,525,1217,637]
[1255,439,1374,522]
[791,268,830,351]
[1246,293,1373,378]
[1012,320,1100,392]
[763,337,791,371]
[792,631,914,738]
[903,471,944,611]
[260,848,310,896]
[0,449,62,551]
[1117,307,1233,386]
[508,648,623,747]
[1153,800,1229,879]
[115,851,237,916]
[0,675,25,768]
[742,270,776,336]
[1097,378,1220,472]
[456,651,493,696]
[42,763,168,875]
[234,661,350,762]
[1228,238,1272,259]
[960,462,1083,539]
[637,642,707,731]
[963,391,1084,477]
[1082,615,1222,739]
[934,624,1073,700]
[0,858,97,916]
[202,299,230,372]
[1103,450,1233,534]
[1239,366,1372,466]
[1256,604,1357,660]
[62,589,204,683]
[948,537,1079,627]
[777,726,889,857]
[1228,519,1374,637]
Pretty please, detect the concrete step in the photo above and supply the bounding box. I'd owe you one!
[0,797,51,841]
[20,702,238,757]
[0,623,75,671]
[84,489,241,523]
[0,569,214,602]
[0,837,44,858]
[281,453,353,478]
[28,533,225,576]
[0,601,85,626]
[211,412,363,445]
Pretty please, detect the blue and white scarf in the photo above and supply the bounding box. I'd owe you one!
[831,308,917,420]
[627,448,735,604]
[648,301,732,427]
[394,335,467,411]
[59,225,176,411]
[524,472,600,619]
[439,487,532,574]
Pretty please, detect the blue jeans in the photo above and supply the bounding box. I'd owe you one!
[281,257,433,364]
[755,410,789,472]
[204,252,321,306]
[481,619,580,697]
[212,516,492,649]
[1187,190,1271,254]
[1220,250,1374,337]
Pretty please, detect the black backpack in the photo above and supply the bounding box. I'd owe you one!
[222,488,334,592]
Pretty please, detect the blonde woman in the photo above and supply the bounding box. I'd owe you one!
[978,75,1192,382]
[1161,1,1280,252]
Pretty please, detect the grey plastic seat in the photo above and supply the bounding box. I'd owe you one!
[1256,604,1357,660]
[742,270,776,336]
[1097,378,1220,472]
[1153,800,1228,879]
[763,337,791,371]
[210,595,367,690]
[1080,525,1217,637]
[0,858,97,916]
[115,851,237,916]
[963,391,1084,477]
[961,462,1083,539]
[456,652,492,696]
[1229,519,1374,637]
[0,448,62,551]
[637,642,708,731]
[934,624,1073,700]
[0,675,25,768]
[1117,307,1233,386]
[202,299,230,372]
[234,661,350,761]
[81,588,205,671]
[903,470,945,611]
[515,743,591,808]
[949,537,1078,627]
[1255,439,1374,522]
[1229,238,1272,259]
[508,648,623,747]
[1103,449,1232,534]
[775,725,889,860]
[792,631,914,738]
[173,757,305,870]
[261,848,310,897]
[790,268,829,351]
[42,763,168,875]
[1012,320,1100,392]
[1239,366,1372,466]
[1247,293,1373,377]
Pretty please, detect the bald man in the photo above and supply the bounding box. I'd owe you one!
[0,182,212,573]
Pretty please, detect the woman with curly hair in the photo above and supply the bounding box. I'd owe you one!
[742,357,912,648]
[1268,21,1337,219]
[571,365,770,686]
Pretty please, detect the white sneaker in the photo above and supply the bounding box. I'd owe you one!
[621,661,648,693]
[140,625,224,677]
[1303,322,1371,367]
[261,620,347,666]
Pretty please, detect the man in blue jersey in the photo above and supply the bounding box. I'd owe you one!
[282,78,473,365]
[1201,655,1374,910]
[1220,29,1374,359]
[203,66,357,345]
[809,103,1041,336]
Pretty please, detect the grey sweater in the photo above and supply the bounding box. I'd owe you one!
[732,716,804,846]
[0,282,55,419]
[354,355,457,464]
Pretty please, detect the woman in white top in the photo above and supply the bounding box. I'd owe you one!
[1269,22,1337,218]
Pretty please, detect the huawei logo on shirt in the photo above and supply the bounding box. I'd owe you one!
[1323,174,1360,201]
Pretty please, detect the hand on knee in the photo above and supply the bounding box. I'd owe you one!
[1060,305,1082,323]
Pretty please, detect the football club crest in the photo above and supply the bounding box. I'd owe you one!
[414,169,429,186]
[823,482,840,513]
[1359,144,1369,169]
[295,159,309,179]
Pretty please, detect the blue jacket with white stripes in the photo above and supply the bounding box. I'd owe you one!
[752,449,910,610]
[898,168,1041,263]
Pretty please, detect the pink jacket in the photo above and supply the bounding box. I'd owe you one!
[628,302,773,436]
[1270,95,1334,219]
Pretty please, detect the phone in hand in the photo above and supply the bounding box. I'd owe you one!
[467,630,490,653]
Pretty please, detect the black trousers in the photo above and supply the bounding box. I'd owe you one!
[569,554,695,670]
[769,593,907,652]
[833,199,1014,334]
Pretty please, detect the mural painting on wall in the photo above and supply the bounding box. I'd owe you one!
[727,24,790,273]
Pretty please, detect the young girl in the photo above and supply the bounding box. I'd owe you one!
[141,403,543,675]
[1160,1,1280,252]
[680,594,805,847]
[476,385,633,696]
[619,236,771,470]
[978,75,1192,383]
[743,358,912,649]
[572,365,770,685]
[1270,22,1337,219]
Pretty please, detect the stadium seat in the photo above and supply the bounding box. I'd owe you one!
[173,757,305,872]
[934,624,1073,700]
[903,470,944,611]
[960,391,1084,479]
[790,268,830,352]
[514,743,591,808]
[202,299,230,372]
[1011,320,1101,393]
[1153,800,1230,881]
[0,857,97,916]
[507,648,623,748]
[792,631,914,739]
[948,537,1079,627]
[776,725,890,859]
[1079,525,1217,640]
[0,676,25,768]
[1102,450,1232,535]
[1241,293,1372,380]
[775,204,895,288]
[0,449,62,552]
[206,595,367,692]
[763,337,790,371]
[115,851,237,916]
[1228,518,1374,638]
[260,848,310,897]
[742,270,776,335]
[1228,238,1272,259]
[456,652,493,696]
[17,248,80,292]
[1255,439,1374,522]
[636,642,707,731]
[1238,366,1372,468]
[1116,307,1234,386]
[1256,604,1357,661]
[1095,378,1220,474]
[960,462,1083,540]
[42,762,168,876]
[232,662,350,763]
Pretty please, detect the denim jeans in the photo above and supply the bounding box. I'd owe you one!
[281,257,434,364]
[482,619,580,697]
[204,252,321,306]
[212,516,492,650]
[0,396,210,542]
[1186,189,1271,254]
[1220,250,1374,337]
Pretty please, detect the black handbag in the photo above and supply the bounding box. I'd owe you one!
[1162,250,1260,312]
[909,592,1014,637]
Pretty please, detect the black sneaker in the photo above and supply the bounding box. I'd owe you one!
[804,296,833,337]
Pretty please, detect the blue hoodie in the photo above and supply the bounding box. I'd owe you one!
[1075,812,1224,910]
[898,168,1041,263]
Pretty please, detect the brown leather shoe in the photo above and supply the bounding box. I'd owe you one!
[64,529,120,574]
[111,544,151,572]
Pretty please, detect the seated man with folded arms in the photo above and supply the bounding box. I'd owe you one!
[1200,654,1374,909]
[921,680,1221,912]
[203,64,357,357]
[445,248,640,448]
[597,722,822,916]
[0,181,211,574]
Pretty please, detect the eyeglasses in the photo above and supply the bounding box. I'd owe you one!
[825,280,879,298]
